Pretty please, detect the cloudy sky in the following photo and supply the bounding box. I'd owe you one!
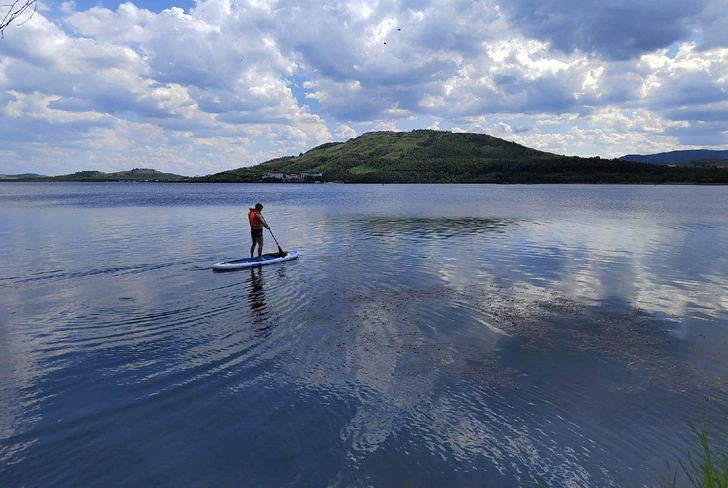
[1,0,727,176]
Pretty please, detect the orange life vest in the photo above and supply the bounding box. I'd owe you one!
[248,208,263,229]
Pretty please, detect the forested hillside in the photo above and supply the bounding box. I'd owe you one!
[189,130,728,184]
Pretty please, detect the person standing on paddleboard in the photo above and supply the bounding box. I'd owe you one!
[248,203,270,261]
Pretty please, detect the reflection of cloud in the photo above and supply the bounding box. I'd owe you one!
[0,326,39,463]
[412,390,594,486]
[297,196,727,324]
[290,284,509,456]
[507,218,728,322]
[341,298,435,455]
[288,278,719,484]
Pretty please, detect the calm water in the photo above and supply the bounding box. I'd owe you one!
[1,183,727,487]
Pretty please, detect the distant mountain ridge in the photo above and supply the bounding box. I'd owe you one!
[619,149,728,166]
[57,168,185,181]
[2,168,184,182]
[0,173,46,180]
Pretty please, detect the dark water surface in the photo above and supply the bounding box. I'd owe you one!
[1,183,727,487]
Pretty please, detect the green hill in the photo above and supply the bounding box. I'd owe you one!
[60,168,184,181]
[20,168,185,182]
[259,130,556,182]
[190,130,728,184]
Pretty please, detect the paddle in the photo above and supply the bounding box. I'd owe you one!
[267,228,287,257]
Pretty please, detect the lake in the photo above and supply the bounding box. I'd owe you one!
[1,182,727,487]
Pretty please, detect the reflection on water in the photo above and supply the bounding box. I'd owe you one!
[1,183,727,487]
[353,216,518,239]
[247,267,267,325]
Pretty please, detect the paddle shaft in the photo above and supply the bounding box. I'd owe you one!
[267,227,286,256]
[259,215,286,256]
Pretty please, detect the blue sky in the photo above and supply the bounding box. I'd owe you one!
[1,0,727,176]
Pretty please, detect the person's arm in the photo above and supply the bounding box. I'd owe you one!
[256,213,269,229]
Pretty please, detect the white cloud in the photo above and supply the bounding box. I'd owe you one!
[373,121,399,131]
[335,124,357,139]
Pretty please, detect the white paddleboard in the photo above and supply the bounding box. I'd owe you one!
[213,250,299,271]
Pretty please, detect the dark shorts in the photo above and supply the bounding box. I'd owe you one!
[251,228,263,240]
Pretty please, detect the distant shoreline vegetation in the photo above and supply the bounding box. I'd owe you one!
[4,130,728,184]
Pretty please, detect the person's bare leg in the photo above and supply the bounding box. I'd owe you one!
[250,241,255,259]
[256,236,264,260]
